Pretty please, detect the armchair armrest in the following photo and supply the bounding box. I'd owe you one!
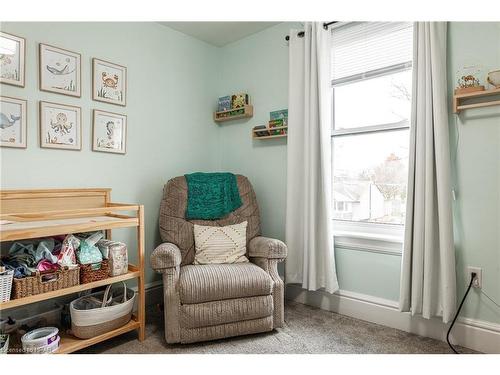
[150,242,182,272]
[249,236,287,260]
[150,242,182,343]
[249,236,287,329]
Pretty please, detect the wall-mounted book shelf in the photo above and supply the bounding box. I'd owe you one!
[214,105,253,122]
[252,125,288,140]
[453,87,500,113]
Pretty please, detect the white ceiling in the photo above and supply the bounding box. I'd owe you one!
[159,22,280,47]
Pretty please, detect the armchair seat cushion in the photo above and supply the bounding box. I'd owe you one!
[179,263,273,304]
[180,295,273,329]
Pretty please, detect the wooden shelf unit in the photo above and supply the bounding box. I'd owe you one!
[453,87,500,113]
[252,125,288,140]
[0,188,145,353]
[214,104,253,122]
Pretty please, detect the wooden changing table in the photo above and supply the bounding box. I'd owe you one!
[0,188,145,353]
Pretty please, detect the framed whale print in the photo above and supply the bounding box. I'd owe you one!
[92,58,127,106]
[40,101,81,150]
[92,109,127,154]
[0,96,27,148]
[39,43,81,97]
[0,32,26,87]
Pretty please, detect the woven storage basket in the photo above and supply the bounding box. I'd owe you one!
[0,269,14,302]
[12,267,80,300]
[79,259,109,284]
[70,281,135,339]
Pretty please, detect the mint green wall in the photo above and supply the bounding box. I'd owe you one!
[217,23,297,242]
[217,22,500,324]
[448,22,500,324]
[335,248,401,301]
[0,22,221,285]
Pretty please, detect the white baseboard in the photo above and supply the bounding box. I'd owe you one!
[286,285,500,354]
[130,280,162,293]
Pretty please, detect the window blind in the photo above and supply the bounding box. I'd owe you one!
[331,22,413,81]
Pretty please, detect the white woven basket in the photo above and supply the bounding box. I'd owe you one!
[0,270,14,302]
[70,281,135,339]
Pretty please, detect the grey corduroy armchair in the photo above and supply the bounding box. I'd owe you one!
[150,175,287,344]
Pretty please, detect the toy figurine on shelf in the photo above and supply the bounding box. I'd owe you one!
[455,65,485,94]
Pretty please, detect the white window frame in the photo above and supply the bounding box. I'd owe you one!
[331,25,412,253]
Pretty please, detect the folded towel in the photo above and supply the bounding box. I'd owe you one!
[185,172,242,220]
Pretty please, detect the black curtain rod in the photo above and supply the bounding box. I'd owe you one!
[285,21,337,41]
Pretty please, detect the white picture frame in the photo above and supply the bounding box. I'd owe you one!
[39,101,81,150]
[0,96,27,148]
[39,43,81,97]
[92,58,127,106]
[0,32,26,87]
[92,109,127,154]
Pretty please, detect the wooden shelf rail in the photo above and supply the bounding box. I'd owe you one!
[214,105,253,122]
[453,87,500,113]
[252,125,288,140]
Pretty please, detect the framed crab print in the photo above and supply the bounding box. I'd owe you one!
[92,58,127,106]
[39,43,81,97]
[92,109,127,154]
[1,96,27,148]
[0,32,26,87]
[39,101,81,150]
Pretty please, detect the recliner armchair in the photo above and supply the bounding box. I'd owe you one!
[150,175,287,344]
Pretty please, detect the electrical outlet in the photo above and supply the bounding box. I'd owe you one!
[467,266,482,288]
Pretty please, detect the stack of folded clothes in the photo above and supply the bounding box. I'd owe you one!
[1,235,80,278]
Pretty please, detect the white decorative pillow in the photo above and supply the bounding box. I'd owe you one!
[193,221,248,264]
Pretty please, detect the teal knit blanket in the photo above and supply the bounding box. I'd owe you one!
[185,172,242,220]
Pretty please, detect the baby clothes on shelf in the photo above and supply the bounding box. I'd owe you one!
[1,235,79,278]
[76,232,104,265]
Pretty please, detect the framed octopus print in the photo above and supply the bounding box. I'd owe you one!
[92,58,127,106]
[39,101,81,150]
[92,109,127,154]
[0,96,27,148]
[39,43,81,97]
[0,32,26,87]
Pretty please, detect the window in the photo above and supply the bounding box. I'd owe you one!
[331,22,413,235]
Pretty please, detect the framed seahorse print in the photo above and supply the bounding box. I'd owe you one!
[92,109,127,154]
[92,58,127,106]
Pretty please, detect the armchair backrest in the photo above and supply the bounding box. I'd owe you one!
[159,175,261,265]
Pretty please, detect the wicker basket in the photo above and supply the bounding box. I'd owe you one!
[0,269,14,302]
[79,260,109,284]
[12,267,80,300]
[70,282,135,339]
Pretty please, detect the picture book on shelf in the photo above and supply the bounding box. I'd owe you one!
[231,93,249,108]
[217,96,231,112]
[270,109,288,122]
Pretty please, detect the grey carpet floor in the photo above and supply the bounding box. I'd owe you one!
[81,300,476,354]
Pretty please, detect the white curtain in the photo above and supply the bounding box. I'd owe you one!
[400,22,456,323]
[285,23,339,294]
